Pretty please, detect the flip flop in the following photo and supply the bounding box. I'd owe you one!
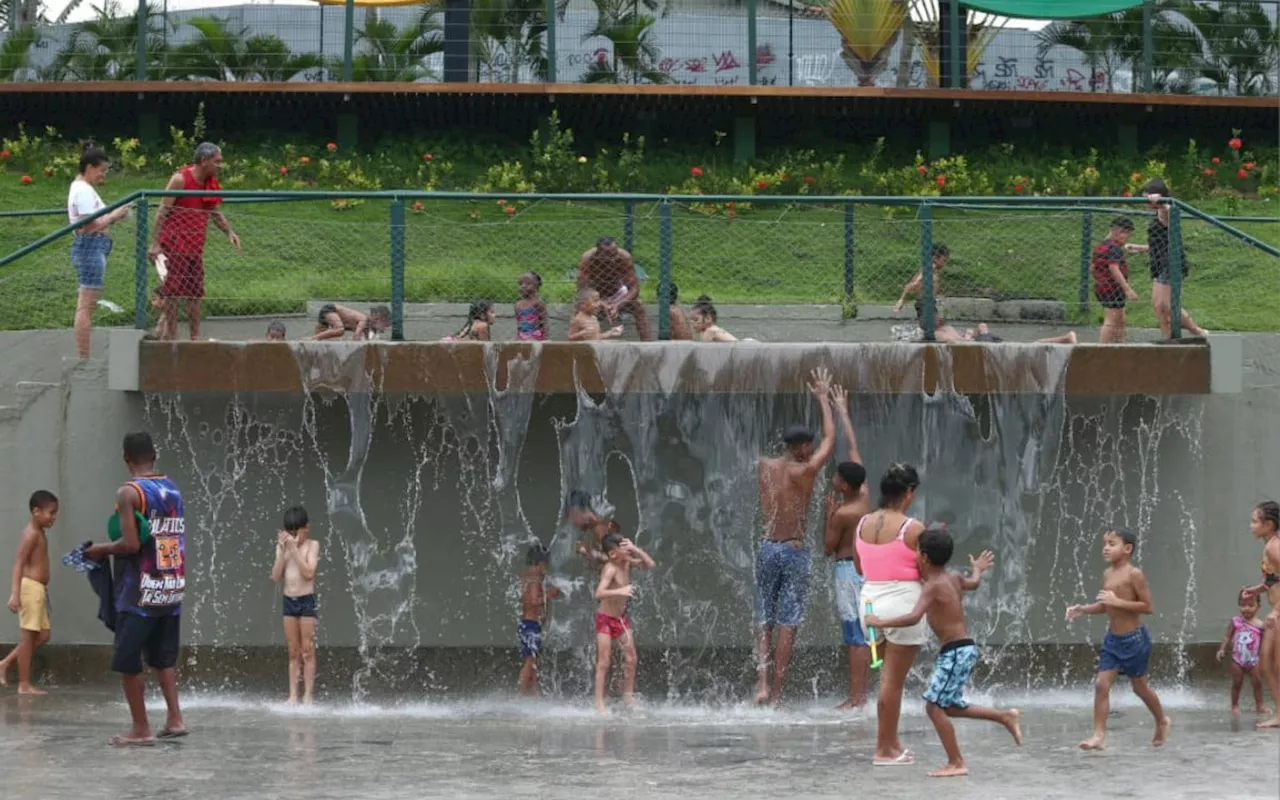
[872,750,914,766]
[157,728,188,740]
[109,735,156,747]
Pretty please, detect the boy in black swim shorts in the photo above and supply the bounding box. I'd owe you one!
[1091,217,1140,344]
[271,506,321,704]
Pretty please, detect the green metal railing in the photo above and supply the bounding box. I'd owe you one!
[2,191,1277,341]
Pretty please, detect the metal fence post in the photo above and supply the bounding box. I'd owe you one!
[747,0,758,85]
[658,201,672,341]
[1141,0,1154,93]
[545,0,558,82]
[947,0,961,89]
[135,0,148,81]
[623,199,635,254]
[390,197,406,341]
[342,0,355,81]
[842,202,855,303]
[133,196,150,329]
[1169,202,1183,340]
[920,203,936,342]
[1078,211,1093,315]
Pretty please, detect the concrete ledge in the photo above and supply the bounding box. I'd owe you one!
[1208,333,1244,394]
[107,328,145,392]
[137,340,1211,395]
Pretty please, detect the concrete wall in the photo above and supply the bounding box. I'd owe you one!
[1,331,1277,667]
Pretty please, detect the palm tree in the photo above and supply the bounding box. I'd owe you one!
[1180,0,1278,96]
[580,0,670,84]
[51,1,170,81]
[1035,0,1189,92]
[0,25,38,80]
[348,7,443,82]
[471,0,572,82]
[168,17,322,82]
[909,0,1004,88]
[826,0,905,87]
[0,0,42,30]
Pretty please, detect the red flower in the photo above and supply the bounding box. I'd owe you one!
[20,174,32,185]
[757,180,768,190]
[917,165,927,175]
[0,149,10,160]
[1203,168,1215,176]
[498,199,507,206]
[726,201,735,210]
[691,166,703,177]
[300,156,310,165]
[1013,183,1024,193]
[936,175,947,188]
[804,175,815,185]
[1121,190,1132,198]
[1228,137,1243,151]
[1245,161,1255,170]
[412,200,424,212]
[326,142,337,152]
[505,205,516,216]
[423,153,433,162]
[1211,157,1220,165]
[279,166,288,176]
[1237,169,1249,179]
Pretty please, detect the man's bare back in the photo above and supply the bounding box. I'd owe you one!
[759,458,821,543]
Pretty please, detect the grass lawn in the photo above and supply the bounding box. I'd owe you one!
[1,176,1277,332]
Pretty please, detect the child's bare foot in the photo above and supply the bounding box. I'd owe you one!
[1256,715,1280,729]
[1066,332,1078,344]
[109,734,156,747]
[1152,717,1171,747]
[928,763,969,778]
[753,686,770,706]
[595,702,611,715]
[835,699,863,711]
[303,695,314,705]
[1231,705,1241,715]
[1078,734,1106,750]
[287,696,299,705]
[1257,706,1271,715]
[16,684,46,696]
[1003,708,1023,745]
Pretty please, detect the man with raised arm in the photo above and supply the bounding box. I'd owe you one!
[753,367,838,705]
[823,385,872,709]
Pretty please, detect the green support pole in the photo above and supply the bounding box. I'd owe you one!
[920,204,936,342]
[947,0,961,89]
[134,197,150,329]
[342,0,355,81]
[1078,211,1093,315]
[658,202,672,341]
[928,120,950,160]
[135,0,148,81]
[1141,0,1154,93]
[1168,203,1183,340]
[842,202,855,303]
[545,0,557,82]
[747,0,758,86]
[390,197,406,341]
[733,115,756,164]
[623,200,635,254]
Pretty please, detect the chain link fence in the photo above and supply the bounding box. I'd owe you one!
[1,192,1276,339]
[1,0,1275,95]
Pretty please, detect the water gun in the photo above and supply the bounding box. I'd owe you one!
[865,601,884,670]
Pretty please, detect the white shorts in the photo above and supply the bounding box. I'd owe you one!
[861,580,929,647]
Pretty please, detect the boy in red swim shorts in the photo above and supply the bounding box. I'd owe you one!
[593,533,655,714]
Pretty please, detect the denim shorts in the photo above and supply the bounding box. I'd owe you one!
[71,234,112,290]
[754,539,811,627]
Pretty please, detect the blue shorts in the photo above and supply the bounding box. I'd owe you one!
[833,560,867,647]
[754,540,811,628]
[922,639,980,710]
[518,619,542,659]
[71,233,112,290]
[1098,625,1152,678]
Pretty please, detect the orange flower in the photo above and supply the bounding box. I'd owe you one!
[804,175,815,185]
[279,166,288,176]
[1211,157,1220,165]
[1130,172,1142,182]
[1121,190,1132,197]
[1013,183,1024,193]
[423,153,433,162]
[1237,169,1248,179]
[300,156,310,165]
[917,165,928,175]
[757,180,768,190]
[412,200,424,212]
[1245,161,1255,170]
[505,205,516,216]
[1203,168,1215,176]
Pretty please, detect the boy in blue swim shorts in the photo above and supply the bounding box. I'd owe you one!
[517,543,561,696]
[1066,528,1171,750]
[867,528,1022,778]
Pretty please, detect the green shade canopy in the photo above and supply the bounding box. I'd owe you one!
[962,0,1143,19]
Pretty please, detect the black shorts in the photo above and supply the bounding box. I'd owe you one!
[1095,290,1127,310]
[282,594,318,618]
[317,303,337,325]
[112,613,181,675]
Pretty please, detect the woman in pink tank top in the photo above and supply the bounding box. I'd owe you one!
[855,463,927,766]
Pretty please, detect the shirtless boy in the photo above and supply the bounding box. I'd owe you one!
[567,490,610,569]
[313,303,390,341]
[568,289,624,342]
[667,282,693,341]
[517,543,562,696]
[823,386,872,709]
[593,533,655,713]
[0,491,58,694]
[1066,528,1170,749]
[867,529,1021,777]
[754,368,837,705]
[271,506,320,704]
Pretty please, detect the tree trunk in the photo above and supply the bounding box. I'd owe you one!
[895,13,915,88]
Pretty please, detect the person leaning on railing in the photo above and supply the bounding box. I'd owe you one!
[1128,179,1209,340]
[68,141,130,360]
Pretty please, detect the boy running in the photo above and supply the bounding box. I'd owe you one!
[1066,528,1171,749]
[0,491,59,694]
[271,506,320,704]
[517,543,562,696]
[866,528,1021,777]
[1092,218,1141,344]
[593,533,655,713]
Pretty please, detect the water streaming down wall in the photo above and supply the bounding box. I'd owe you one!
[141,342,1206,699]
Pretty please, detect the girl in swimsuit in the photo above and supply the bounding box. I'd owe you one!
[1218,588,1269,715]
[444,300,495,342]
[1244,500,1280,729]
[514,271,547,341]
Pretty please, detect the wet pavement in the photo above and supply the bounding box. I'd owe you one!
[2,685,1276,799]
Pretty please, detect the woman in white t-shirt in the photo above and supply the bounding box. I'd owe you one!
[69,142,129,359]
